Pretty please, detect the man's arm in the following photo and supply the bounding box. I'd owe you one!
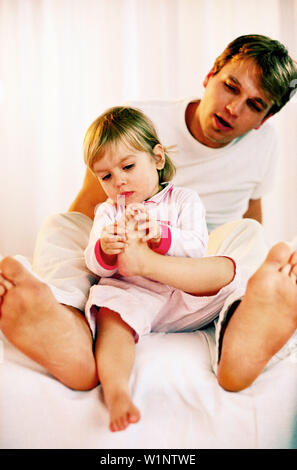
[243,198,262,223]
[68,168,107,220]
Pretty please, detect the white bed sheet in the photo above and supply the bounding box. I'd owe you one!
[1,327,297,449]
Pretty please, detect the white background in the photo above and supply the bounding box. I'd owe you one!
[0,0,297,257]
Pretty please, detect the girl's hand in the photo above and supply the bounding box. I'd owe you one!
[125,204,161,244]
[100,221,127,255]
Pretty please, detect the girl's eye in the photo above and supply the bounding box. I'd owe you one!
[102,173,111,181]
[123,164,134,170]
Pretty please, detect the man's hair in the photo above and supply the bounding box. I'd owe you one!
[213,34,297,116]
[84,106,176,184]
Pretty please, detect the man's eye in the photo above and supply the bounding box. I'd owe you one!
[247,100,261,112]
[224,82,237,93]
[123,164,134,170]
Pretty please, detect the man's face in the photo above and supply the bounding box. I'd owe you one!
[196,59,273,148]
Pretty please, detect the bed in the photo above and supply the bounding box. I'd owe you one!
[1,217,297,450]
[1,323,297,450]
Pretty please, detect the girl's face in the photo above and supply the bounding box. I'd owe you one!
[93,140,165,205]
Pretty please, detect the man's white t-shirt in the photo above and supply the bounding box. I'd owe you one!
[129,98,278,232]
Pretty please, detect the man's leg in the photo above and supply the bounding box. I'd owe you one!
[32,212,98,310]
[0,170,106,389]
[217,242,297,391]
[207,218,269,285]
[0,211,99,390]
[0,256,98,390]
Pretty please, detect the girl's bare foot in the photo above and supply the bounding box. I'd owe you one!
[218,242,297,392]
[104,388,140,432]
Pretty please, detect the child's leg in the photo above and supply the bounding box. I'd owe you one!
[95,307,140,432]
[118,235,235,296]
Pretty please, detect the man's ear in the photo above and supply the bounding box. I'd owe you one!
[153,144,165,170]
[203,66,216,87]
[255,112,273,130]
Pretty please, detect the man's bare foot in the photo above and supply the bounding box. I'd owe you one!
[0,272,14,295]
[104,388,141,432]
[218,242,297,392]
[0,256,97,390]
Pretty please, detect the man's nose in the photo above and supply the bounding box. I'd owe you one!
[226,97,244,117]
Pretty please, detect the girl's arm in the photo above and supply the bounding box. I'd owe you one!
[84,203,121,277]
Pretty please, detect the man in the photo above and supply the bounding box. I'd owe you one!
[0,34,296,392]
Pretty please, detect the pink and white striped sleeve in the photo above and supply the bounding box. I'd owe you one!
[165,188,208,259]
[84,203,118,277]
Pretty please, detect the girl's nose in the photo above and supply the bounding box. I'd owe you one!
[114,172,126,188]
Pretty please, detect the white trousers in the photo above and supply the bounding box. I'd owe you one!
[32,213,269,308]
[12,212,297,372]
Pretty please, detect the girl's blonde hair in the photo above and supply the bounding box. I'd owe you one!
[84,106,176,184]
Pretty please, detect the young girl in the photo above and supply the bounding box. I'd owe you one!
[83,106,240,432]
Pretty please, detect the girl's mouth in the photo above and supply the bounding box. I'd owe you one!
[120,191,134,197]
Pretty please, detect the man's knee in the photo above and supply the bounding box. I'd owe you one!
[207,218,266,256]
[240,217,263,236]
[36,212,92,245]
[33,211,92,271]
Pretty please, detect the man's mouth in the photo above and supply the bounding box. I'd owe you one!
[214,114,233,131]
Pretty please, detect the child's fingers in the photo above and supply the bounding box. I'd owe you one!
[105,247,126,255]
[133,210,149,222]
[114,221,127,237]
[102,241,127,255]
[102,236,126,247]
[126,204,148,222]
[138,220,161,243]
[135,221,159,242]
[136,219,156,232]
[101,236,127,254]
[105,227,126,240]
[126,203,146,213]
[142,232,160,243]
[103,222,126,237]
[104,236,127,246]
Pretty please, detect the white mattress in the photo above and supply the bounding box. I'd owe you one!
[1,327,297,449]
